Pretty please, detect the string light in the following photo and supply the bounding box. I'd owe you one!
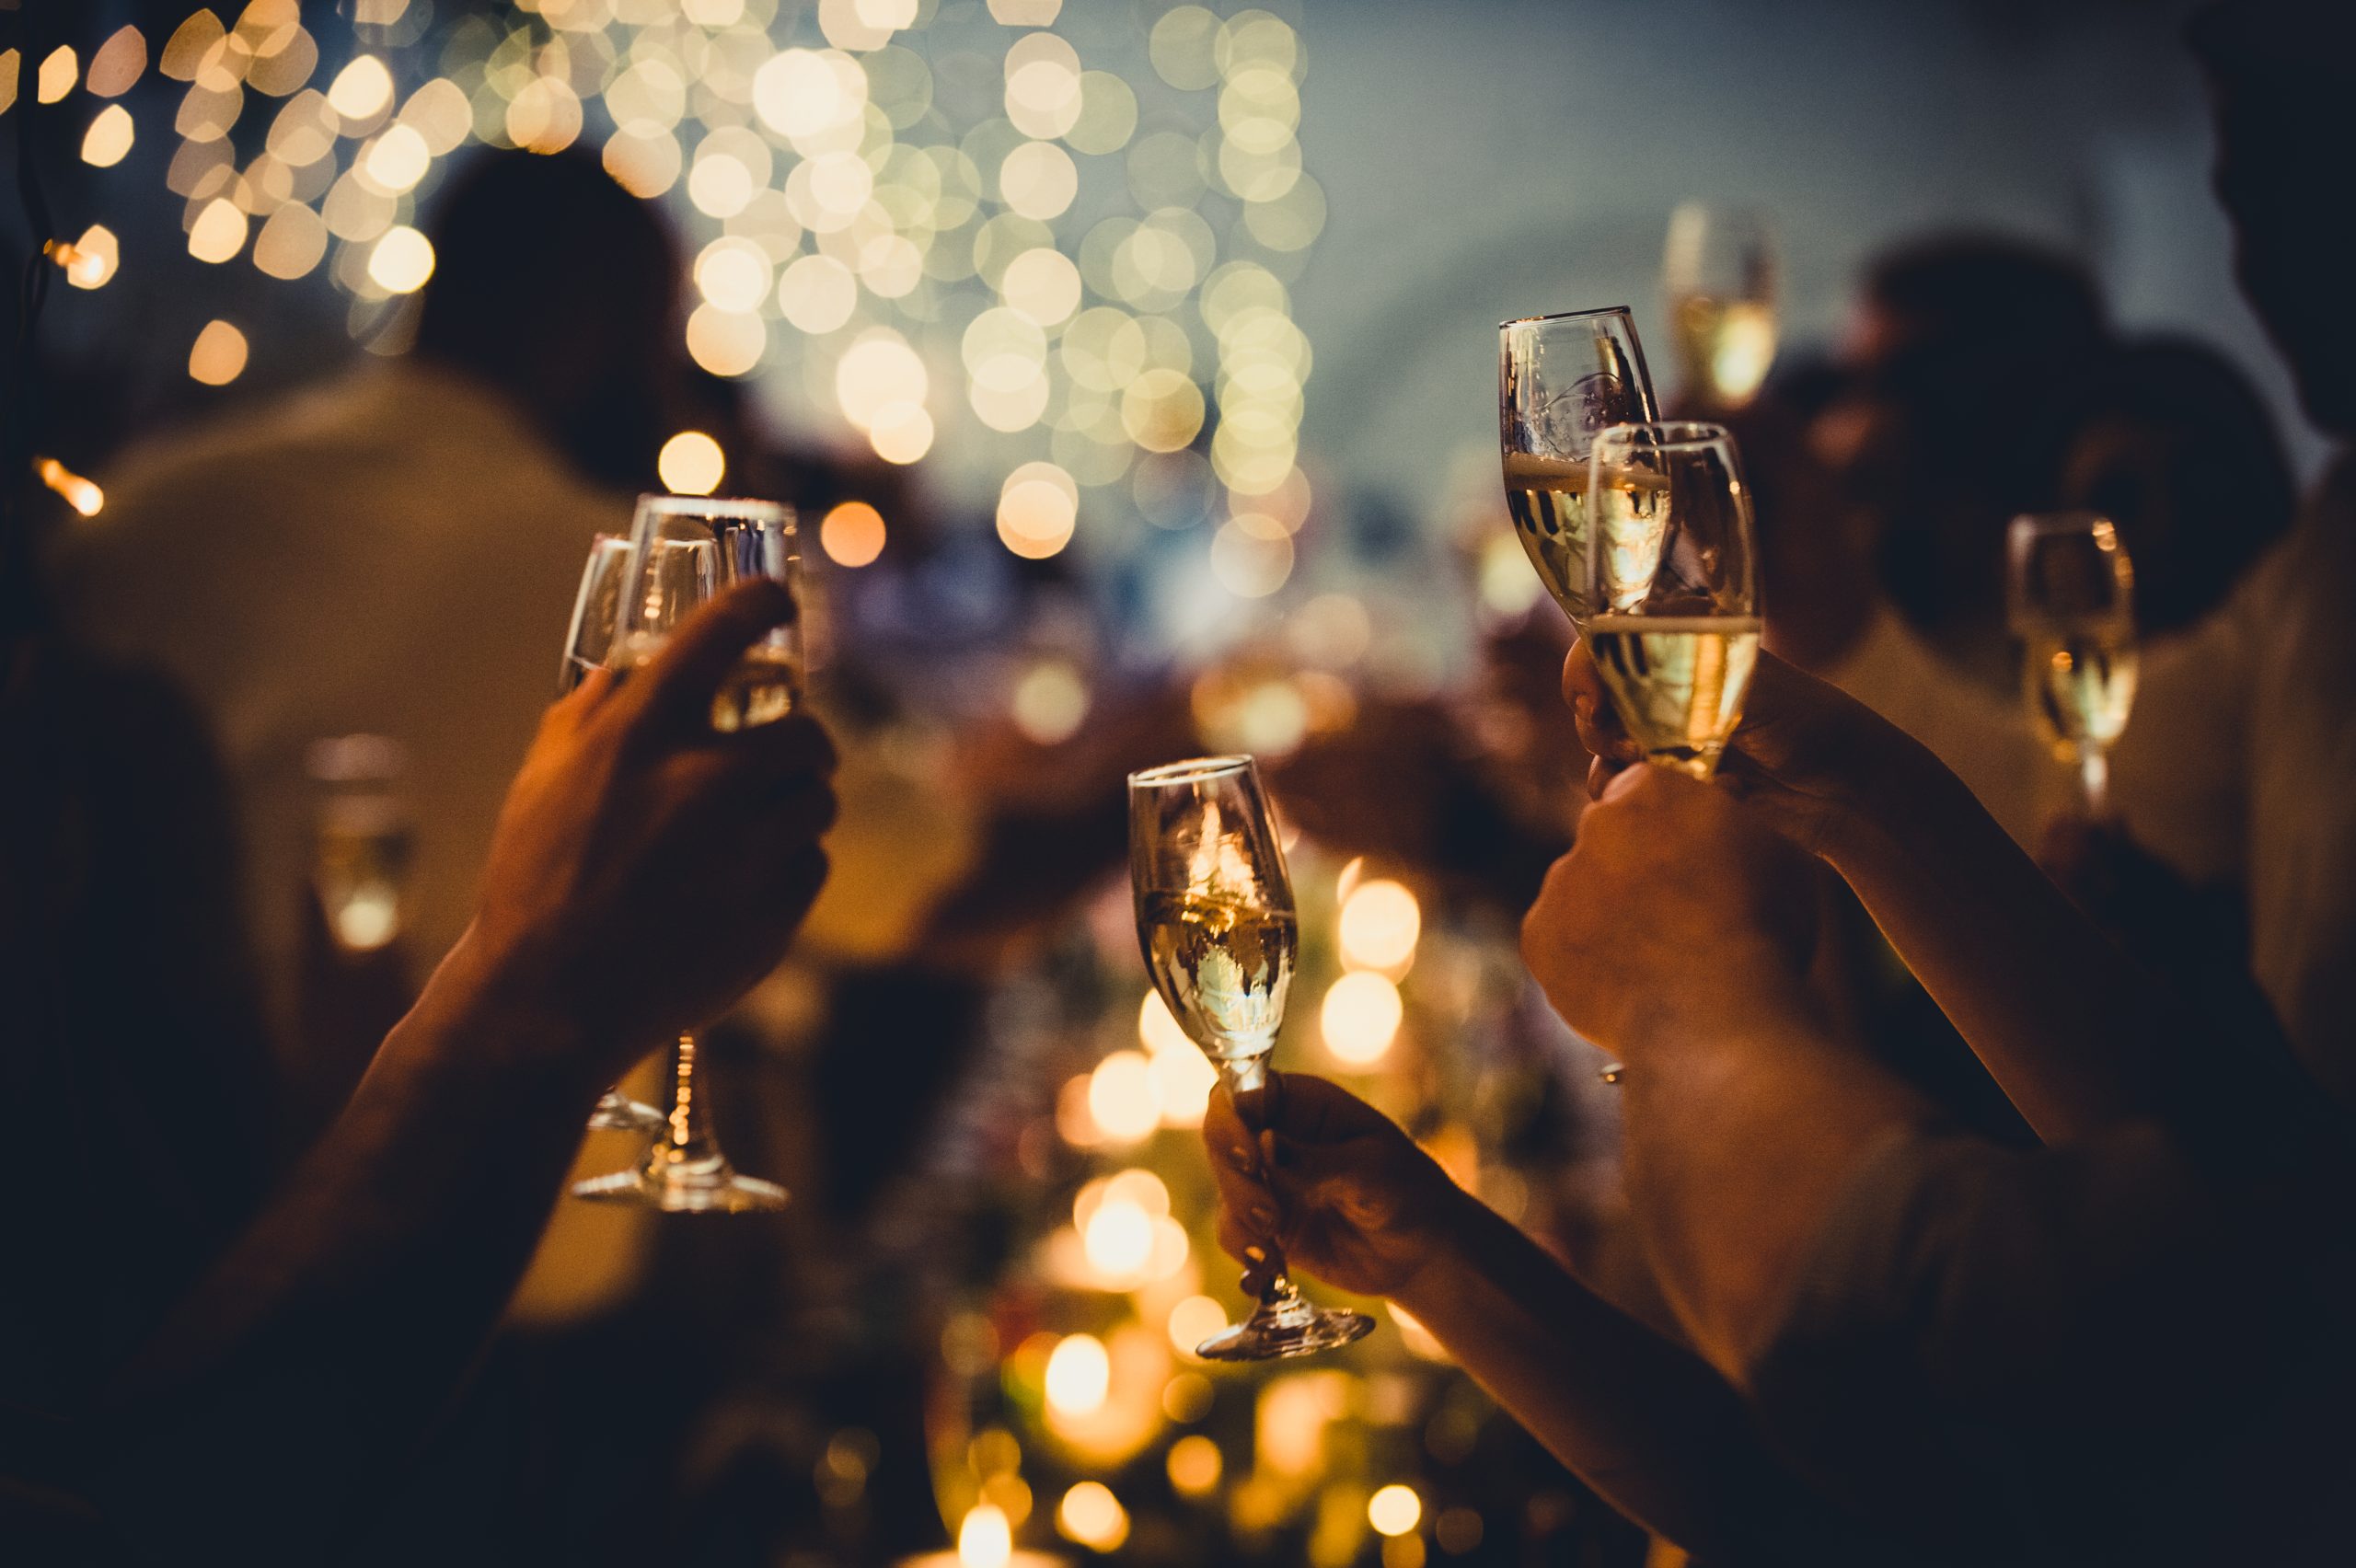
[67,0,1316,592]
[656,431,726,495]
[35,457,105,518]
[188,319,249,385]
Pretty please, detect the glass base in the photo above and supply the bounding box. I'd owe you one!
[1195,1301,1375,1363]
[585,1091,666,1134]
[570,1155,788,1213]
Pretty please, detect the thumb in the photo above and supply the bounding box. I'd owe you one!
[619,577,797,732]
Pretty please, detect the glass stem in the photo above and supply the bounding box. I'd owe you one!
[1220,1054,1305,1313]
[2079,744,2111,819]
[648,1031,722,1174]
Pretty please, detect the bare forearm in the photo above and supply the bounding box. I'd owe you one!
[1825,733,2174,1141]
[1393,1188,1875,1563]
[1617,991,1936,1373]
[100,939,609,1554]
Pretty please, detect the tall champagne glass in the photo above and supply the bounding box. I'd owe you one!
[2008,512,2137,815]
[1498,307,1660,629]
[1580,421,1761,1086]
[572,495,803,1214]
[1662,203,1778,408]
[1128,755,1375,1361]
[1583,421,1762,779]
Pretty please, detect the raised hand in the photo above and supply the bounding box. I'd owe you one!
[1521,765,1819,1061]
[1202,1072,1470,1300]
[458,577,838,1078]
[1563,639,1903,859]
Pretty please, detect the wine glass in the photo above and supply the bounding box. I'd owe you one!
[2008,512,2137,815]
[1128,755,1375,1361]
[1582,421,1762,778]
[571,494,803,1214]
[560,536,673,1136]
[1662,203,1778,408]
[1498,306,1661,629]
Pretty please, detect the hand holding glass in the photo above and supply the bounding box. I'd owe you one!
[1128,755,1374,1361]
[572,494,804,1213]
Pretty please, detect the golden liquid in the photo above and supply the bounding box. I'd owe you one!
[1671,294,1778,406]
[314,801,412,952]
[1585,615,1761,776]
[1138,891,1298,1066]
[2024,625,2137,752]
[710,649,804,732]
[1501,452,1594,625]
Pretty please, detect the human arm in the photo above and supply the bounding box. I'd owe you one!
[1564,641,2177,1143]
[1202,1078,1900,1564]
[94,581,837,1558]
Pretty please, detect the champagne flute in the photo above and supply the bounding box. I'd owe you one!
[572,494,803,1214]
[1128,755,1375,1361]
[1582,421,1761,1087]
[2007,512,2137,815]
[1582,421,1762,778]
[560,535,673,1136]
[1662,202,1778,408]
[1498,307,1660,629]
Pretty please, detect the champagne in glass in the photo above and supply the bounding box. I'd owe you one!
[306,734,413,955]
[1584,421,1762,775]
[1498,308,1659,627]
[1583,614,1763,777]
[1128,755,1373,1362]
[1663,203,1778,408]
[2008,512,2137,814]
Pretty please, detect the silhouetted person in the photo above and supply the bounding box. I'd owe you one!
[56,148,685,1086]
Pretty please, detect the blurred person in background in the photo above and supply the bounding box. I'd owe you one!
[54,146,680,1105]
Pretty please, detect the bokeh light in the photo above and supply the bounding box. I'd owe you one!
[657,431,726,496]
[1369,1484,1424,1538]
[366,225,434,293]
[82,105,135,167]
[187,319,248,386]
[820,501,887,568]
[1057,1482,1130,1552]
[1321,972,1403,1066]
[1044,1334,1110,1417]
[1339,880,1422,974]
[1166,1434,1222,1496]
[1085,1050,1158,1143]
[59,225,118,289]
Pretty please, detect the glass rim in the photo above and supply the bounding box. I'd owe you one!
[635,492,794,526]
[1127,754,1256,789]
[1497,305,1636,330]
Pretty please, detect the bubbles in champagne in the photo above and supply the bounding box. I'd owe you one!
[1138,891,1297,1064]
[1585,615,1761,777]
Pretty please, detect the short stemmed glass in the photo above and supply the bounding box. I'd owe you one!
[1128,755,1375,1361]
[2008,512,2137,816]
[1498,306,1661,629]
[1662,203,1779,407]
[571,495,804,1214]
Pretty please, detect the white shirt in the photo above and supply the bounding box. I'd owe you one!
[58,359,619,1041]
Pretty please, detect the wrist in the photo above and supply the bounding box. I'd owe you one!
[397,927,615,1101]
[1391,1175,1495,1313]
